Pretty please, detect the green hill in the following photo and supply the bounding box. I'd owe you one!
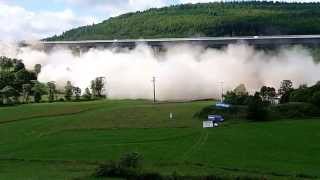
[47,1,320,41]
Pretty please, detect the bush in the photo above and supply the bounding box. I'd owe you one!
[311,91,320,107]
[246,93,269,121]
[120,152,143,169]
[34,92,42,103]
[224,91,250,105]
[269,102,320,119]
[95,161,120,177]
[95,152,143,178]
[133,172,163,180]
[194,105,247,120]
[95,160,139,178]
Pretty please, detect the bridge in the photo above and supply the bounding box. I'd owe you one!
[21,35,320,50]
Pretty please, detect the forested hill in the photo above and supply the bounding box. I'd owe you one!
[47,2,320,41]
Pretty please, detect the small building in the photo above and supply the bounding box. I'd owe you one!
[270,96,281,105]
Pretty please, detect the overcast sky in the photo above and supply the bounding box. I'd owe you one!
[0,0,318,41]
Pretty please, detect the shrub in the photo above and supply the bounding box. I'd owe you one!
[120,152,144,169]
[94,160,139,178]
[246,93,269,121]
[95,152,143,178]
[311,91,320,107]
[34,91,42,103]
[270,102,320,119]
[95,161,120,177]
[194,105,247,120]
[224,91,250,105]
[133,172,163,180]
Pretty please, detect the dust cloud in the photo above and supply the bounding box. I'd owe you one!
[1,42,319,100]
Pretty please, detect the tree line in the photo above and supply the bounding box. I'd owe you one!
[0,56,106,106]
[46,1,320,41]
[223,80,320,121]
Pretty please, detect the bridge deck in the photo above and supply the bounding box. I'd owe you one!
[22,35,320,49]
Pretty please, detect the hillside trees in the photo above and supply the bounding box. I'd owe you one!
[46,2,320,41]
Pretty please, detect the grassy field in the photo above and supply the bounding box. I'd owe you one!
[0,100,319,179]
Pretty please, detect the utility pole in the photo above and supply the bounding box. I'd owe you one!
[219,82,224,102]
[152,76,156,103]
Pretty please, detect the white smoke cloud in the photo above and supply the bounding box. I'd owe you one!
[1,42,319,100]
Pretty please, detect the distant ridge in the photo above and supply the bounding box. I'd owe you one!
[46,1,320,41]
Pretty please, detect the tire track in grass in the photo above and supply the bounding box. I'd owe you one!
[0,103,137,126]
[180,129,208,161]
[0,107,104,126]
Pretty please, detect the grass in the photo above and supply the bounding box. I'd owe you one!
[0,100,319,179]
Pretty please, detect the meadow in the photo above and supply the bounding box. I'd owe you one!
[0,100,319,179]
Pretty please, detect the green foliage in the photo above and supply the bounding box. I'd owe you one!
[0,56,39,105]
[91,77,106,98]
[270,102,320,119]
[82,87,92,100]
[47,81,56,103]
[0,85,19,105]
[73,86,81,101]
[95,161,124,178]
[34,64,41,76]
[95,152,143,178]
[224,91,250,105]
[119,152,143,169]
[311,91,320,107]
[224,84,250,105]
[46,2,320,41]
[279,80,293,104]
[289,82,320,107]
[195,105,248,120]
[1,57,107,104]
[31,81,47,103]
[64,81,73,101]
[22,84,32,103]
[247,93,269,121]
[260,86,276,103]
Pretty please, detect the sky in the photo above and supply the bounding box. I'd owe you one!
[0,0,318,41]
